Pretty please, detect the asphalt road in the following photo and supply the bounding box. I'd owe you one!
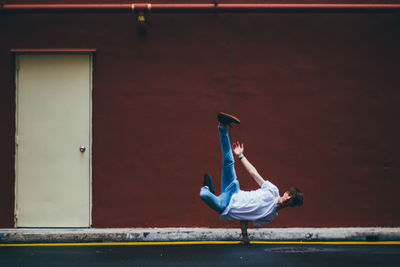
[1,244,400,267]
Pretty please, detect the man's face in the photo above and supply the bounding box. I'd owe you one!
[282,191,292,203]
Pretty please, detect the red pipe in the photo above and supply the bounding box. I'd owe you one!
[10,49,97,53]
[2,3,400,14]
[2,4,133,13]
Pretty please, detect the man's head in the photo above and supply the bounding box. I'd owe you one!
[278,187,303,208]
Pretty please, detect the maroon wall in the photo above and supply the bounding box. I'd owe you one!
[1,1,400,228]
[0,22,16,228]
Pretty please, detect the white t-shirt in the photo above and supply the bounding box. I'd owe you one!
[220,180,279,227]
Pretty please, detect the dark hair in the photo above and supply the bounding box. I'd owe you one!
[287,187,303,207]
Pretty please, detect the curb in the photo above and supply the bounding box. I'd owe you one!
[0,228,399,244]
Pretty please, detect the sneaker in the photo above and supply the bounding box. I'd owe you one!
[217,112,240,127]
[203,173,215,194]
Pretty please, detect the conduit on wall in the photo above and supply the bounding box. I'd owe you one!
[1,3,400,14]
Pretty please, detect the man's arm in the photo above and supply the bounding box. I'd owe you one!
[232,141,265,187]
[240,220,250,244]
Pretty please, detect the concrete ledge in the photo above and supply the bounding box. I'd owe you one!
[0,228,399,243]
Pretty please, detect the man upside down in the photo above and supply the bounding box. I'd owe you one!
[200,112,303,244]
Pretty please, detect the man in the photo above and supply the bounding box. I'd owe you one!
[200,112,303,244]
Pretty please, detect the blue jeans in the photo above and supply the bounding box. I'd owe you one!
[200,126,239,214]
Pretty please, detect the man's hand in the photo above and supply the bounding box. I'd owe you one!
[240,234,250,245]
[233,142,266,187]
[232,141,244,157]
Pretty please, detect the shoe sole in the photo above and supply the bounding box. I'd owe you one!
[218,112,241,125]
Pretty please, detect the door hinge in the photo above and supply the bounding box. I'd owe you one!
[15,135,19,146]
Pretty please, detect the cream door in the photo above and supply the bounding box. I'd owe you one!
[15,54,91,227]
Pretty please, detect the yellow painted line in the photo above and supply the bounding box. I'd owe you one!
[0,241,400,247]
[251,241,400,245]
[0,241,239,247]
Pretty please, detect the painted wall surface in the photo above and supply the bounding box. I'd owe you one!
[1,1,400,228]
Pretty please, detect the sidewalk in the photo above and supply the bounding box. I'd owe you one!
[1,228,400,243]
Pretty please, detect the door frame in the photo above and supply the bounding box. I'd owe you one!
[12,49,95,228]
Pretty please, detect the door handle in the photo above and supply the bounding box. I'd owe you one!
[80,146,86,153]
